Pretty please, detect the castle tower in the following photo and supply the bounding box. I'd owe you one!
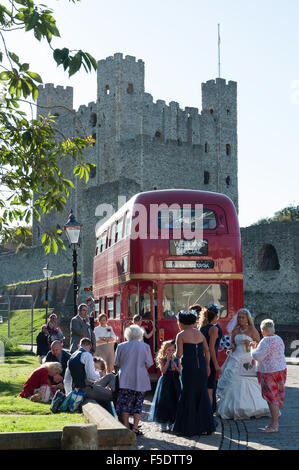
[96,53,145,183]
[32,84,77,245]
[201,78,238,211]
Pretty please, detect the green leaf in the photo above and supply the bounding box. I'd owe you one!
[8,52,20,65]
[25,10,39,32]
[84,52,98,71]
[20,63,30,72]
[27,71,43,83]
[68,51,82,77]
[52,238,58,255]
[0,71,10,80]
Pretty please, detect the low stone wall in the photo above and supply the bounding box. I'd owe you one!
[82,400,136,450]
[0,430,61,450]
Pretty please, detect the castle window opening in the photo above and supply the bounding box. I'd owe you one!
[225,175,231,186]
[205,142,210,153]
[105,85,110,95]
[204,171,210,185]
[210,108,214,115]
[90,166,96,179]
[127,83,134,94]
[89,113,97,127]
[226,108,231,115]
[155,130,162,138]
[258,244,280,271]
[226,143,232,156]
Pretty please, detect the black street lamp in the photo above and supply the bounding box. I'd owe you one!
[42,263,53,323]
[64,209,83,316]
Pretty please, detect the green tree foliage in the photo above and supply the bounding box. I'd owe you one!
[0,0,97,254]
[252,205,299,225]
[0,224,32,250]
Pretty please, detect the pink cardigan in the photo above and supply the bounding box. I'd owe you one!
[251,335,286,373]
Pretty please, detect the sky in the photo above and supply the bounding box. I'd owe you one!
[3,0,299,227]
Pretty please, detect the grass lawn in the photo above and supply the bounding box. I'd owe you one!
[0,308,46,344]
[0,353,86,432]
[0,414,87,432]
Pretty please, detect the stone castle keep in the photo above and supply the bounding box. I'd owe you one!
[0,53,298,351]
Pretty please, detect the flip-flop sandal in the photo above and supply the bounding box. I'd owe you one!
[132,428,143,436]
[261,427,278,433]
[129,423,142,430]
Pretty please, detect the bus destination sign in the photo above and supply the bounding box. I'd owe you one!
[164,260,214,269]
[169,239,208,256]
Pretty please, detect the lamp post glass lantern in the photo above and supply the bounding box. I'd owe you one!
[42,264,52,323]
[64,210,83,316]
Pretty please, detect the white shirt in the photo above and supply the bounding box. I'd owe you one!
[251,335,286,373]
[64,350,101,394]
[94,325,116,341]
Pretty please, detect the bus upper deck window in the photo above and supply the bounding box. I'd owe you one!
[158,208,217,231]
[110,224,116,246]
[124,211,131,237]
[203,210,217,230]
[100,232,107,252]
[116,218,123,242]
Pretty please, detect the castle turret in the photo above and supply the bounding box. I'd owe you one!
[32,84,76,246]
[37,83,74,119]
[201,78,238,211]
[97,53,145,183]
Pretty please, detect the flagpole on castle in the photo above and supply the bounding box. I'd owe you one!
[218,23,221,78]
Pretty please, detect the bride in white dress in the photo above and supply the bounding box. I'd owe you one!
[217,309,271,420]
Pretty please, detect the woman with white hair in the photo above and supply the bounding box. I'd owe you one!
[216,308,270,420]
[114,325,153,435]
[251,319,287,433]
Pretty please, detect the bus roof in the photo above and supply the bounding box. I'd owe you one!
[95,189,239,238]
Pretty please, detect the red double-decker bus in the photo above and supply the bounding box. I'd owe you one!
[92,189,243,375]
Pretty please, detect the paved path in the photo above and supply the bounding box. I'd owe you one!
[135,363,299,451]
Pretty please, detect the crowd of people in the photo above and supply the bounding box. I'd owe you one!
[20,302,287,437]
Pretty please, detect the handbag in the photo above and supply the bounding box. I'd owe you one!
[36,384,53,402]
[50,390,66,413]
[59,390,86,412]
[68,390,86,412]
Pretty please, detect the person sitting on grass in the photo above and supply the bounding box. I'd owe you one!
[19,362,63,403]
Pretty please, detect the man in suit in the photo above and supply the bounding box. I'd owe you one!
[70,303,96,354]
[45,340,71,377]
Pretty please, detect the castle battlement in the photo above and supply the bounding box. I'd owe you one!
[38,83,73,93]
[37,83,74,115]
[98,52,144,68]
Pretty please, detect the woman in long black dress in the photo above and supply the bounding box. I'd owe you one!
[200,304,223,412]
[173,310,216,437]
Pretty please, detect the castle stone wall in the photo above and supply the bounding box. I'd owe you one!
[241,221,299,324]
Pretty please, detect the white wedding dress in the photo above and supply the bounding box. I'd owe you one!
[216,334,271,420]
